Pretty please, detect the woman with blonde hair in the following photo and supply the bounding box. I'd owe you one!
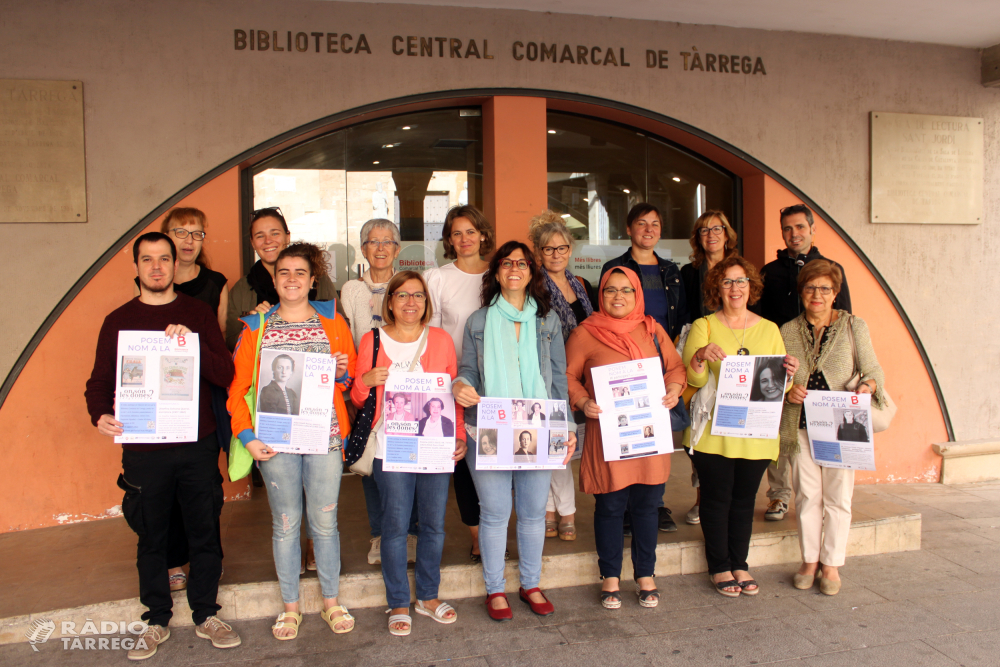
[528,210,597,542]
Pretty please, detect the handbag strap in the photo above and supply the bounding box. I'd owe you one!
[408,327,429,371]
[250,312,267,429]
[845,314,861,379]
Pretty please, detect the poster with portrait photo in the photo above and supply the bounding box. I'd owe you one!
[255,349,336,455]
[711,355,787,439]
[803,391,875,471]
[114,331,200,444]
[382,373,456,473]
[474,397,568,470]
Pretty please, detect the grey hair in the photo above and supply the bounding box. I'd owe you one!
[359,218,401,246]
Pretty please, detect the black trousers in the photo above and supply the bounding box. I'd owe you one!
[594,483,663,580]
[692,451,770,575]
[119,434,224,627]
[453,457,480,527]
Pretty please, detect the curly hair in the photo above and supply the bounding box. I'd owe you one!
[527,210,573,258]
[480,240,551,317]
[688,210,738,268]
[276,242,330,281]
[702,255,764,311]
[441,205,495,260]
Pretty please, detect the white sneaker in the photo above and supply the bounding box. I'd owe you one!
[686,504,700,525]
[406,534,418,564]
[368,536,382,565]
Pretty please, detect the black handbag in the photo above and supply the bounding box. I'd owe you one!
[343,328,380,466]
[652,334,691,432]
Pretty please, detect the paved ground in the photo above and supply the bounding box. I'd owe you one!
[3,480,999,666]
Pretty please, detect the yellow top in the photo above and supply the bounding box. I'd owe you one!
[682,312,788,460]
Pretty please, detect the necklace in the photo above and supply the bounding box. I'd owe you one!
[722,310,750,355]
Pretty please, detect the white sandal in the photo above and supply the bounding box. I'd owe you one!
[414,600,458,624]
[386,608,411,636]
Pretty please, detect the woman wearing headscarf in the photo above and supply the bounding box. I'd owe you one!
[566,267,686,609]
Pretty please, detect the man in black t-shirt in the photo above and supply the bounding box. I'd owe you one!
[85,232,240,660]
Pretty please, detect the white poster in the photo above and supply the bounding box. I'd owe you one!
[803,391,875,471]
[255,349,336,455]
[114,331,200,444]
[383,373,456,473]
[475,398,570,471]
[591,357,673,462]
[711,355,787,439]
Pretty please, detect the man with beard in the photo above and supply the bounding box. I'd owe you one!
[85,232,240,660]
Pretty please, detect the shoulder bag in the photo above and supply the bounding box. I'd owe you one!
[843,315,897,433]
[347,327,429,476]
[651,334,691,432]
[687,316,717,447]
[228,313,267,482]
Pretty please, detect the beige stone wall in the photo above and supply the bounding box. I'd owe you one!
[0,0,997,440]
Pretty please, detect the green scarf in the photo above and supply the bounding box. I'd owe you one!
[484,295,547,399]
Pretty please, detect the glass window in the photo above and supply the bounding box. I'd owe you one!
[546,111,738,282]
[251,108,483,287]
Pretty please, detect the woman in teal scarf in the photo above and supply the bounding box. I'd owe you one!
[452,241,577,622]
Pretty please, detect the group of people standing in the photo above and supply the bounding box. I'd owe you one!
[86,199,887,660]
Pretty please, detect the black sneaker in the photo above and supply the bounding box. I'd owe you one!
[658,507,678,532]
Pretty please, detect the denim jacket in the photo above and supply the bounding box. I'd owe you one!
[455,306,573,428]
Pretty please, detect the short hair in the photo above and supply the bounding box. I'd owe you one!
[359,218,400,246]
[276,242,330,280]
[703,255,764,311]
[779,204,814,227]
[441,205,495,260]
[527,210,573,257]
[133,232,176,264]
[688,210,738,268]
[161,207,211,269]
[422,398,445,415]
[519,431,531,441]
[271,354,295,373]
[389,392,408,404]
[797,259,843,297]
[382,270,433,327]
[481,241,551,318]
[626,203,662,228]
[250,206,289,234]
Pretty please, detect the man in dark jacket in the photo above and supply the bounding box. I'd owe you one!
[757,204,852,521]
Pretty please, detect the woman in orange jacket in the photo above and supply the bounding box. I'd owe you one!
[228,243,357,641]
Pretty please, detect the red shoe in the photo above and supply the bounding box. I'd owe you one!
[518,587,555,616]
[486,593,513,622]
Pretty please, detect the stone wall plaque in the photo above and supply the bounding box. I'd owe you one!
[871,111,983,224]
[0,80,87,223]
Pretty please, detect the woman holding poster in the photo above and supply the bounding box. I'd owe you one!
[228,243,357,640]
[779,260,884,596]
[452,240,577,622]
[565,267,686,609]
[683,256,798,598]
[352,270,467,636]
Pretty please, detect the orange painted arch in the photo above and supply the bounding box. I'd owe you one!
[0,90,949,532]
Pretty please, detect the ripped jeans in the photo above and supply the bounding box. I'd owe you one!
[260,450,343,604]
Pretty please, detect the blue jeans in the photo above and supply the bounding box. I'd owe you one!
[372,459,450,607]
[260,451,343,603]
[466,444,552,595]
[362,474,419,538]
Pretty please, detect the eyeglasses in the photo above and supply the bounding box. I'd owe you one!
[541,244,571,256]
[392,291,426,302]
[170,228,206,240]
[721,278,750,289]
[499,259,530,270]
[364,240,399,249]
[602,287,636,296]
[802,285,834,295]
[697,225,725,237]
